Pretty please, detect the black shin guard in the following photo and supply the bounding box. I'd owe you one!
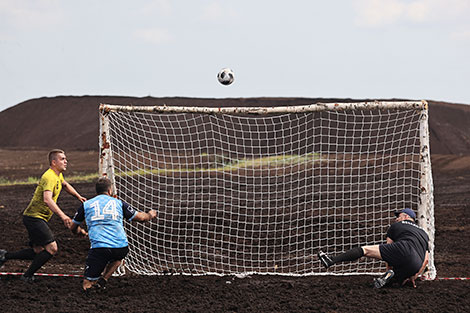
[23,250,53,277]
[332,247,364,263]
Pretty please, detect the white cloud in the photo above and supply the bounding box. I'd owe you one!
[405,1,430,22]
[136,0,172,17]
[0,0,64,29]
[450,29,470,41]
[353,0,470,26]
[353,0,404,26]
[201,2,237,22]
[134,27,173,45]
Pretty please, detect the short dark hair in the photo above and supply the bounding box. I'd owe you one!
[48,149,65,165]
[96,177,112,195]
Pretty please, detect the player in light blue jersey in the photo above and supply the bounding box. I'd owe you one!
[71,177,156,292]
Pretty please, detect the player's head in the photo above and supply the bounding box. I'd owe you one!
[394,208,416,222]
[48,149,67,171]
[48,149,65,164]
[96,177,112,195]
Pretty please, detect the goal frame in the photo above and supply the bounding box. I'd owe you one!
[98,100,436,280]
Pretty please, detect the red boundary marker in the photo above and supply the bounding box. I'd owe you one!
[0,272,83,278]
[434,277,470,280]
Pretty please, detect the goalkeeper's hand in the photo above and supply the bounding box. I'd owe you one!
[402,275,418,288]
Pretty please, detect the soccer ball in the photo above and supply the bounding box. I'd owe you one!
[217,68,235,85]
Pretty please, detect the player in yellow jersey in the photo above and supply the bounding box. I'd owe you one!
[0,149,86,281]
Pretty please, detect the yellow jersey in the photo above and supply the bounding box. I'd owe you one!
[23,168,64,222]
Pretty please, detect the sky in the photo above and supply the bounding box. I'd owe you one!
[1,0,470,112]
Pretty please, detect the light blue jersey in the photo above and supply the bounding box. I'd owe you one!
[73,194,137,248]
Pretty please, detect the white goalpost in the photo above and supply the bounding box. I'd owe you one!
[99,101,436,279]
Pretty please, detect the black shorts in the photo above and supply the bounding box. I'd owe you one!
[379,241,423,281]
[23,215,55,247]
[84,246,129,281]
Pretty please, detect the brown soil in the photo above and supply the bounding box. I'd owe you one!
[0,152,469,312]
[0,97,469,312]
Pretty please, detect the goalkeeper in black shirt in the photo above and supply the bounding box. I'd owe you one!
[318,208,430,288]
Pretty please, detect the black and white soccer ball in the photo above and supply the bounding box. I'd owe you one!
[217,68,234,85]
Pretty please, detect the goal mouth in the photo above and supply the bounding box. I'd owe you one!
[99,101,435,279]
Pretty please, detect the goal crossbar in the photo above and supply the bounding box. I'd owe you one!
[99,100,427,114]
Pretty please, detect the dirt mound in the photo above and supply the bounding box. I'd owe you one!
[1,96,469,154]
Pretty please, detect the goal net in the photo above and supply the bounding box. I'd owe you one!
[99,101,435,279]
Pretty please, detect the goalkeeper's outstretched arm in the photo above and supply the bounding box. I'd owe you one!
[402,251,429,288]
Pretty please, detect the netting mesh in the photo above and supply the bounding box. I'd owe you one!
[103,106,430,276]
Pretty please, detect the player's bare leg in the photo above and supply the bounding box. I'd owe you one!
[102,260,122,281]
[93,260,123,290]
[361,245,382,259]
[82,279,95,291]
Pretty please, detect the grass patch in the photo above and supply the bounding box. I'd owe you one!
[1,154,322,186]
[115,153,322,177]
[0,173,100,187]
[0,176,40,186]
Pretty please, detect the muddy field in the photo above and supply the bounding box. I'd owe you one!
[0,150,469,312]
